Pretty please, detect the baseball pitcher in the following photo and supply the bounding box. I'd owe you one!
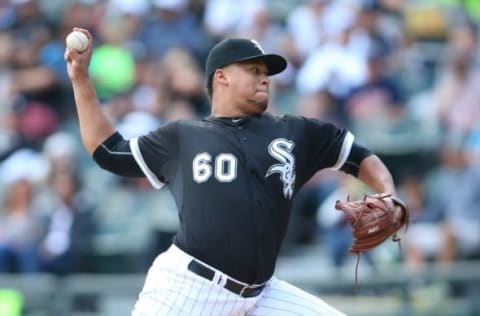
[65,28,408,316]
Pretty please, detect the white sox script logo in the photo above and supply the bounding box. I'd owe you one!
[266,138,296,199]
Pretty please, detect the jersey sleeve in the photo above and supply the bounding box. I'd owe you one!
[93,132,145,177]
[129,121,178,189]
[303,117,354,173]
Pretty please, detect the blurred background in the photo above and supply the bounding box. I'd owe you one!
[0,0,480,315]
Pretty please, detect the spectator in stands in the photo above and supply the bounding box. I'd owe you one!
[345,43,405,128]
[39,171,96,274]
[136,0,210,61]
[162,47,209,115]
[286,0,353,62]
[42,131,80,177]
[464,124,480,166]
[343,42,422,181]
[128,56,170,118]
[203,0,267,39]
[8,0,64,117]
[431,22,480,135]
[400,175,451,270]
[2,1,77,147]
[0,178,43,273]
[423,138,480,261]
[295,90,341,125]
[88,15,139,102]
[0,30,23,161]
[58,0,101,33]
[295,11,367,102]
[106,0,150,19]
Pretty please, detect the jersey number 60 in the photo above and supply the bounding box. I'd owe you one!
[193,152,238,183]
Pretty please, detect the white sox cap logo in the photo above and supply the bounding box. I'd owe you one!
[266,138,296,199]
[250,39,265,53]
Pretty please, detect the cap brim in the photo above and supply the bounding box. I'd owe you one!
[235,54,287,76]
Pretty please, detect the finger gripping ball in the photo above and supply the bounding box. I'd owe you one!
[65,31,88,52]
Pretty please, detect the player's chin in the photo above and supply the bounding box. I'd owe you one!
[246,91,268,112]
[249,99,268,114]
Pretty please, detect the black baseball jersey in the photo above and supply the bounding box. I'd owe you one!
[129,113,353,284]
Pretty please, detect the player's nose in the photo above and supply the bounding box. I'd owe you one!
[260,75,270,86]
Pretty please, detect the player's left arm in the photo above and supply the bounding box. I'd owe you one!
[337,141,395,195]
[356,155,396,195]
[301,116,395,195]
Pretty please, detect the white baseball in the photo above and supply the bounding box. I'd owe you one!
[65,31,88,52]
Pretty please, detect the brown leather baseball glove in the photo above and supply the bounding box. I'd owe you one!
[334,193,409,288]
[335,193,409,254]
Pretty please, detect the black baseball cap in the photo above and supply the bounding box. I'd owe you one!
[205,38,287,79]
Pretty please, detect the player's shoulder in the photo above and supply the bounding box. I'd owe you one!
[144,119,194,138]
[276,114,347,137]
[265,113,321,128]
[167,118,208,129]
[258,112,304,125]
[251,113,323,134]
[173,117,226,135]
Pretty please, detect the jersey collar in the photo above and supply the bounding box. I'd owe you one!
[204,115,248,126]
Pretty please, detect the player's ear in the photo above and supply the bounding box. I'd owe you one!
[214,69,229,86]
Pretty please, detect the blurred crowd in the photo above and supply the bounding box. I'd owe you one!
[1,0,480,277]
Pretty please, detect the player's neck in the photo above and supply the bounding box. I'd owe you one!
[211,107,246,118]
[211,96,248,118]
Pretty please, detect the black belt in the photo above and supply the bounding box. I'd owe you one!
[187,260,265,298]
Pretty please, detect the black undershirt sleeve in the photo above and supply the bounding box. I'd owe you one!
[92,132,144,177]
[340,142,373,177]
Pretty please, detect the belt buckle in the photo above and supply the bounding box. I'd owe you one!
[239,286,248,297]
[239,283,263,297]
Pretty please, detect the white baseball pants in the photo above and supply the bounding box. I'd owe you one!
[132,244,347,316]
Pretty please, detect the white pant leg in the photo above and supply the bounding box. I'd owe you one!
[132,245,259,316]
[247,277,347,316]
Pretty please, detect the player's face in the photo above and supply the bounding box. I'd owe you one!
[224,60,270,114]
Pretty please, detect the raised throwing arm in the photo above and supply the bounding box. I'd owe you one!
[64,28,115,155]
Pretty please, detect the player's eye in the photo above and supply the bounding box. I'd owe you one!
[251,67,267,76]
